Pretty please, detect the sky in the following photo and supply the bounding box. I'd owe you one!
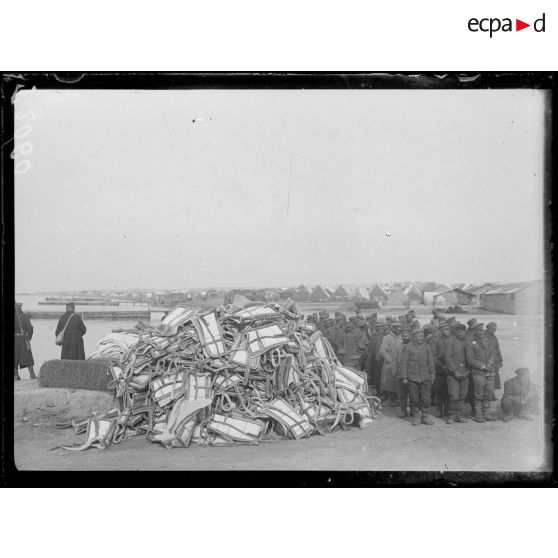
[14,88,546,292]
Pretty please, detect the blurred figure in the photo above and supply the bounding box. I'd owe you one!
[379,322,402,405]
[338,322,361,368]
[14,302,36,380]
[484,322,503,392]
[430,308,444,327]
[365,322,386,395]
[55,302,87,360]
[501,368,539,421]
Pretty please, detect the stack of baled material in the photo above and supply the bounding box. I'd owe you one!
[64,300,380,451]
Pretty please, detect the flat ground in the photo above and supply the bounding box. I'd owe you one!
[12,308,550,472]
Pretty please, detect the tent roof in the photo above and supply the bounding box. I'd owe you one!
[351,286,370,300]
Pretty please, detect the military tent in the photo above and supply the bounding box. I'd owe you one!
[309,285,330,302]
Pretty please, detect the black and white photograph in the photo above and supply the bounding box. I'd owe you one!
[4,73,553,477]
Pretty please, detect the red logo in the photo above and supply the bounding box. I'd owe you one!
[468,13,545,37]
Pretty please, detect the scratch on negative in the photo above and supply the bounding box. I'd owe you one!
[287,152,293,217]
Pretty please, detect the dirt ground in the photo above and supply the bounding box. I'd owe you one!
[12,308,550,472]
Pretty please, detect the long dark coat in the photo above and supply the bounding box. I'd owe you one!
[14,310,34,368]
[55,312,87,360]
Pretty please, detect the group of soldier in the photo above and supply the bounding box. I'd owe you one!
[308,308,539,426]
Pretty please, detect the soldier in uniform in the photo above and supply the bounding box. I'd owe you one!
[365,322,386,395]
[430,308,444,327]
[14,302,36,380]
[464,318,478,414]
[400,328,436,426]
[501,368,539,421]
[465,323,498,422]
[397,325,412,417]
[465,318,477,341]
[338,322,361,368]
[443,323,470,423]
[484,322,503,392]
[379,322,402,405]
[432,321,452,417]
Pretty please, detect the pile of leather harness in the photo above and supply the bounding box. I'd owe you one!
[64,300,381,451]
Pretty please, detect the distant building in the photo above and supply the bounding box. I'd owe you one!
[433,288,475,308]
[404,283,423,304]
[480,280,543,314]
[333,284,351,299]
[351,286,370,301]
[387,288,408,306]
[291,284,311,302]
[368,283,389,302]
[310,285,330,302]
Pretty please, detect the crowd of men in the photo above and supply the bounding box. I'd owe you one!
[307,308,539,426]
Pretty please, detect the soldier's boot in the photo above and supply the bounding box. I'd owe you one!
[502,414,514,422]
[421,412,435,426]
[483,402,497,421]
[411,413,421,426]
[454,403,468,423]
[28,366,37,380]
[473,406,486,423]
[445,415,455,424]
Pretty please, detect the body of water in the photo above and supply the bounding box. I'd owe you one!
[15,294,163,378]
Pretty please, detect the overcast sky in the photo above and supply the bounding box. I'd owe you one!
[14,88,546,292]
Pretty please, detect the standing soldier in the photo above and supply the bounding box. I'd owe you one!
[430,308,444,327]
[55,302,87,360]
[397,326,412,417]
[465,318,477,341]
[465,323,497,422]
[400,328,436,426]
[366,322,386,395]
[379,322,403,405]
[14,302,36,380]
[484,322,503,393]
[443,323,470,423]
[464,318,478,414]
[338,322,361,369]
[433,321,452,418]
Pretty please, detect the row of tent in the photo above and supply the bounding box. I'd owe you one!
[291,282,458,304]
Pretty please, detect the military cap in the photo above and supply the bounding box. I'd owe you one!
[357,318,367,327]
[373,322,385,329]
[334,311,342,317]
[454,323,466,332]
[400,325,412,333]
[515,367,529,377]
[447,316,457,323]
[423,323,434,332]
[467,318,477,327]
[411,327,423,336]
[357,313,365,319]
[472,323,484,331]
[486,322,497,329]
